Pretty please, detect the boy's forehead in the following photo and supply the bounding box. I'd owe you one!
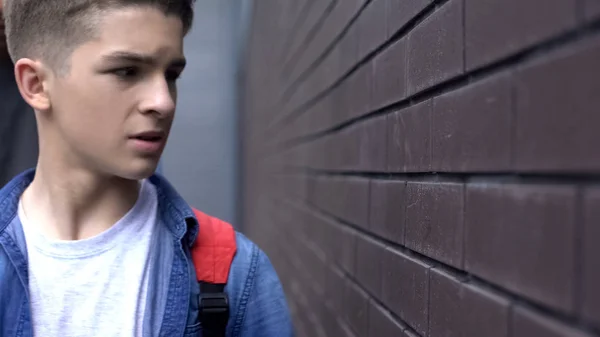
[71,8,185,64]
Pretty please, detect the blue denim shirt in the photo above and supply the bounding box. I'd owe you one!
[0,170,293,337]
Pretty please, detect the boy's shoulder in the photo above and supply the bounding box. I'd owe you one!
[189,207,276,290]
[192,211,293,336]
[191,208,271,285]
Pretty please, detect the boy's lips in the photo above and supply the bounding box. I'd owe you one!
[128,131,166,154]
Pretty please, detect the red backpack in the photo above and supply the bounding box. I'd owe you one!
[190,208,237,337]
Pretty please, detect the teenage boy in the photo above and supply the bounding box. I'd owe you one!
[0,1,293,336]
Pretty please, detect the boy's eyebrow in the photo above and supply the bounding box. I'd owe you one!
[102,51,187,68]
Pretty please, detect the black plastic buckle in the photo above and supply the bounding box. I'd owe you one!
[199,292,230,328]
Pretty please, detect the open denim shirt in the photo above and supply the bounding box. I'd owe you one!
[0,169,293,337]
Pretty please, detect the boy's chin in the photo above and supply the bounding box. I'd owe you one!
[115,162,160,181]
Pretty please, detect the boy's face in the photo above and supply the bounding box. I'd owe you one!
[46,6,185,179]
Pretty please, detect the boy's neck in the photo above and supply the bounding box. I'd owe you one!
[21,163,141,241]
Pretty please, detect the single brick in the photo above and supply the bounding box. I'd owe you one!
[326,267,347,312]
[330,80,350,127]
[371,38,407,110]
[335,177,370,226]
[387,100,432,172]
[324,178,352,222]
[368,301,407,337]
[318,215,340,262]
[317,51,342,95]
[344,280,370,337]
[432,72,512,172]
[407,0,464,95]
[515,35,600,172]
[355,234,386,299]
[582,187,600,326]
[429,269,510,337]
[512,306,592,337]
[369,179,406,244]
[339,23,360,76]
[358,0,388,60]
[386,0,431,37]
[405,181,464,268]
[465,183,577,313]
[338,127,357,170]
[585,0,600,21]
[465,0,577,70]
[339,225,358,275]
[303,247,328,297]
[346,65,373,121]
[382,248,430,335]
[357,116,388,172]
[311,175,329,208]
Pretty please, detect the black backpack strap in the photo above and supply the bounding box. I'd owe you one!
[199,282,229,337]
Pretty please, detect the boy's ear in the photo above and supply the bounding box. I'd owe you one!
[14,58,51,111]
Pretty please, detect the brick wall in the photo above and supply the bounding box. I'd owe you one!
[240,0,600,336]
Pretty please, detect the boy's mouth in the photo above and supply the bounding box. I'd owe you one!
[129,131,166,153]
[130,131,164,141]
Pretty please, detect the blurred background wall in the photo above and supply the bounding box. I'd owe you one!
[161,0,252,226]
[240,0,600,336]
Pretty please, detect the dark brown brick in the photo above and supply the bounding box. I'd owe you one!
[311,176,333,212]
[465,0,577,70]
[429,269,510,337]
[407,0,464,95]
[582,187,600,327]
[387,100,432,172]
[368,301,406,337]
[358,0,388,60]
[339,225,358,275]
[369,179,406,244]
[346,65,373,121]
[318,215,340,262]
[326,267,347,312]
[386,0,431,37]
[356,116,388,172]
[339,23,360,75]
[432,72,512,172]
[585,0,600,21]
[344,280,370,337]
[334,177,371,226]
[515,36,600,172]
[337,128,357,170]
[512,307,592,337]
[405,181,464,268]
[371,38,407,110]
[382,248,430,335]
[355,234,386,299]
[465,183,577,313]
[330,80,350,127]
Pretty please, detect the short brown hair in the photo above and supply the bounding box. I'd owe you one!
[3,0,195,68]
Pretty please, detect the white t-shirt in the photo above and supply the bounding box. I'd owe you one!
[19,180,158,337]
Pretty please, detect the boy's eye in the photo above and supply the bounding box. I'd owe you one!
[165,69,182,82]
[113,67,139,79]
